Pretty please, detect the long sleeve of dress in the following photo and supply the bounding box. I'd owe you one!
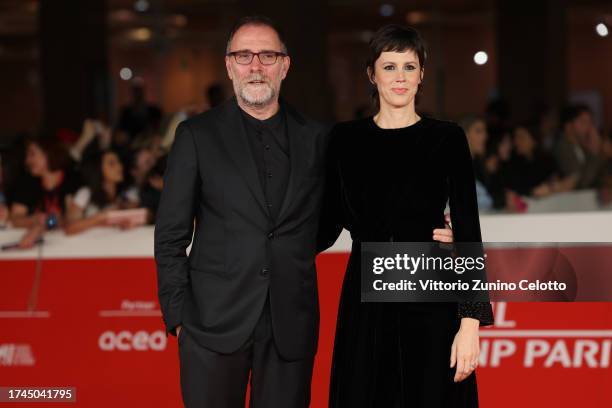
[446,125,494,326]
[317,127,345,253]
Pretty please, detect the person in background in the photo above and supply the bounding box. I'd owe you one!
[487,129,513,166]
[473,178,494,211]
[110,128,133,167]
[128,147,157,193]
[599,130,612,206]
[64,150,139,235]
[0,154,8,227]
[555,104,605,190]
[461,115,508,210]
[160,84,226,151]
[0,201,6,227]
[505,125,572,197]
[140,154,167,224]
[603,129,612,170]
[132,130,166,161]
[484,98,510,141]
[69,119,113,164]
[535,106,560,153]
[473,130,512,210]
[9,137,81,248]
[117,80,163,142]
[1,133,33,212]
[485,129,512,184]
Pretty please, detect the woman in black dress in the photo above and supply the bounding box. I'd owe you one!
[321,25,494,407]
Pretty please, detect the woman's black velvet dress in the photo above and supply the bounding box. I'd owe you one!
[320,116,494,408]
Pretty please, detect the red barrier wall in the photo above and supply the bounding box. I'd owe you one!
[1,252,611,407]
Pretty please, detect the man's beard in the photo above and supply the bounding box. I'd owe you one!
[235,74,279,107]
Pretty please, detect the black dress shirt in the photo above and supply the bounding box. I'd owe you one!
[240,106,291,220]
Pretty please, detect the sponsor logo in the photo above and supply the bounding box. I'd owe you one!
[120,299,156,311]
[479,303,611,368]
[99,299,161,317]
[98,330,167,351]
[0,344,35,366]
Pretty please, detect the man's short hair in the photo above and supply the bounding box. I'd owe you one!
[561,104,592,127]
[226,15,288,54]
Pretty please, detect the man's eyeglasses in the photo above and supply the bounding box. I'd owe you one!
[227,51,287,65]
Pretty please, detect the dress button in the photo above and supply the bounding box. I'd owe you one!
[267,232,274,239]
[264,145,271,150]
[260,268,269,277]
[267,172,272,178]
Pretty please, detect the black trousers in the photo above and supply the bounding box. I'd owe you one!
[178,294,314,408]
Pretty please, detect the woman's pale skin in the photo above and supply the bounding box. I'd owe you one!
[368,49,481,383]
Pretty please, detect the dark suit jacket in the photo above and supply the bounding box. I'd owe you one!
[554,136,604,189]
[154,97,330,360]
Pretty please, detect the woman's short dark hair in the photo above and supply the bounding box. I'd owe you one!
[366,24,427,109]
[226,15,288,54]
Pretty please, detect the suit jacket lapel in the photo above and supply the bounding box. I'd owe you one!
[220,98,270,217]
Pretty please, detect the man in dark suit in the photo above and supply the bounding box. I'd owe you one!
[154,15,330,407]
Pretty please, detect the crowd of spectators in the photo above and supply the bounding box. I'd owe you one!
[0,82,223,248]
[460,103,612,212]
[0,85,610,248]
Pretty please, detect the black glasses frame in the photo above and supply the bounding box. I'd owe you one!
[226,51,287,65]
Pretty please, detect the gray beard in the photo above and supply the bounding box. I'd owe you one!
[235,82,277,107]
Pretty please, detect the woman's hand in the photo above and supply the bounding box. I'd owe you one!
[433,213,453,242]
[116,218,137,230]
[97,121,112,149]
[18,219,45,249]
[95,211,110,226]
[531,183,552,198]
[450,318,480,382]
